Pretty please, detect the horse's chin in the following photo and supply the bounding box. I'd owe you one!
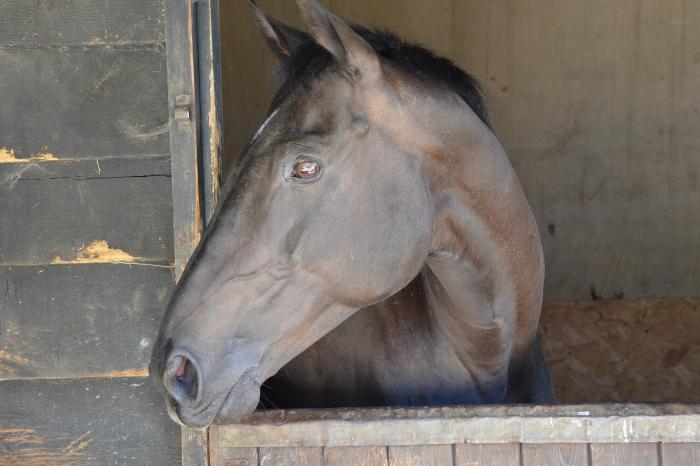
[214,376,261,425]
[162,371,261,429]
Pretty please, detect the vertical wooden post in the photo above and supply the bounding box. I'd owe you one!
[195,0,224,219]
[166,0,223,464]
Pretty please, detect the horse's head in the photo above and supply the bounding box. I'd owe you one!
[151,0,457,428]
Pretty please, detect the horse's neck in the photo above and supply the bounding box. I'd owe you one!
[418,103,545,400]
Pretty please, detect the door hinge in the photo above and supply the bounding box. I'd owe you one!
[174,94,193,130]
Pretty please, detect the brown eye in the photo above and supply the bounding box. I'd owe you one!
[291,160,321,181]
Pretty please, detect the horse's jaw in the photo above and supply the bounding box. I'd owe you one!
[214,371,262,425]
[162,368,262,429]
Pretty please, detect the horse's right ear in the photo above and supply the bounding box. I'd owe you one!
[295,0,381,86]
[247,0,310,61]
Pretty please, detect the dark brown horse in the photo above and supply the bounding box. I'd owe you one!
[150,0,553,429]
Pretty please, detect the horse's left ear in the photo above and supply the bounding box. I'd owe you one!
[295,0,381,85]
[247,0,310,61]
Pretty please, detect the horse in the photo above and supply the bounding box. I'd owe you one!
[150,0,553,429]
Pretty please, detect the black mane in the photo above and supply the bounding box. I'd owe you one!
[272,27,490,126]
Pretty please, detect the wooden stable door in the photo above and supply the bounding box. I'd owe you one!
[0,0,222,464]
[0,0,179,463]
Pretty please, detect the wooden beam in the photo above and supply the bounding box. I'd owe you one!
[209,405,700,448]
[0,0,164,46]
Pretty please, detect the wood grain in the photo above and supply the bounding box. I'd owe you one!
[182,428,209,466]
[0,264,173,380]
[0,172,174,265]
[0,44,168,159]
[209,425,257,466]
[388,445,453,466]
[0,377,180,465]
[258,447,323,465]
[590,443,659,466]
[522,443,588,466]
[662,443,700,466]
[210,405,700,447]
[454,443,520,466]
[0,0,164,46]
[324,447,388,466]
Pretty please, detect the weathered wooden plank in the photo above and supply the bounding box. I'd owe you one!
[521,444,588,466]
[540,299,700,403]
[388,445,453,466]
[182,428,210,466]
[0,377,180,465]
[0,155,170,181]
[0,0,164,46]
[258,447,323,465]
[0,44,168,159]
[662,443,700,466]
[0,264,173,380]
[209,405,700,447]
[0,174,173,265]
[454,443,520,466]
[209,426,257,466]
[590,443,659,466]
[324,446,388,466]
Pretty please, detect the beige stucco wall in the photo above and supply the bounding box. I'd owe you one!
[220,0,700,301]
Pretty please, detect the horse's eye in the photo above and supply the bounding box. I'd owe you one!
[291,160,321,181]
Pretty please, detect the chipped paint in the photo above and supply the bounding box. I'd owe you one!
[63,431,92,454]
[0,429,91,465]
[0,350,31,366]
[208,67,222,207]
[51,240,139,265]
[0,147,58,164]
[0,428,40,445]
[105,366,149,378]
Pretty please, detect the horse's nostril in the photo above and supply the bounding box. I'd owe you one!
[176,357,188,379]
[165,354,199,402]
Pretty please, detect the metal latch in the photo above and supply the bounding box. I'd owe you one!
[174,94,192,130]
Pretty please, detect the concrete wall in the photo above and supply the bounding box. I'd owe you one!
[219,0,700,301]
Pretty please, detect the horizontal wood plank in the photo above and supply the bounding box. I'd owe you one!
[0,44,168,159]
[0,0,164,46]
[209,405,700,447]
[0,154,170,181]
[590,443,659,466]
[0,172,173,265]
[521,443,588,466]
[0,264,173,380]
[0,377,180,465]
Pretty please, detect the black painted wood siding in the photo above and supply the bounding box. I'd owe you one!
[0,0,180,463]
